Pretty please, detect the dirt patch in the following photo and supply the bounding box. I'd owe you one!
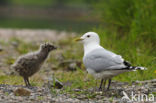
[0,28,76,42]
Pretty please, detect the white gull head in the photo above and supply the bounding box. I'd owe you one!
[80,32,103,56]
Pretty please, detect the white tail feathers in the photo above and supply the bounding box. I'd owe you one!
[130,66,147,71]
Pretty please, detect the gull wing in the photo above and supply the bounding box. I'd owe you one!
[83,48,126,73]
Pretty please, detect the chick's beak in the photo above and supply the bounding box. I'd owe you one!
[74,38,84,42]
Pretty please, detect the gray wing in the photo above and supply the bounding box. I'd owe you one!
[83,48,126,72]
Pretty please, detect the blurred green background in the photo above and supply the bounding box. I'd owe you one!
[0,0,155,81]
[0,0,100,32]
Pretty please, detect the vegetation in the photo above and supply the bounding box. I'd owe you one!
[91,0,156,81]
[11,0,89,7]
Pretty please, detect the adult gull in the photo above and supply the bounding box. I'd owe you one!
[75,32,147,90]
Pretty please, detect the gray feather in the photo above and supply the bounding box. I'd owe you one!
[83,48,126,73]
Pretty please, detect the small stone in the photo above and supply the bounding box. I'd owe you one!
[14,88,31,96]
[55,54,64,62]
[68,62,77,71]
[54,80,63,89]
[152,88,156,92]
[152,83,156,87]
[45,76,63,89]
[136,79,156,84]
[11,41,19,48]
[59,59,81,71]
[74,89,81,92]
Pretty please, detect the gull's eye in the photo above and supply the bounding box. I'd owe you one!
[87,35,90,38]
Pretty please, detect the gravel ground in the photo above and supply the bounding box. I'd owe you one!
[0,84,85,103]
[0,80,156,103]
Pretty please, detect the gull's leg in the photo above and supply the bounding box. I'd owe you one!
[102,79,107,91]
[99,79,104,91]
[107,79,112,90]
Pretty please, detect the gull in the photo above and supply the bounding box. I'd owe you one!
[75,32,147,90]
[11,43,57,86]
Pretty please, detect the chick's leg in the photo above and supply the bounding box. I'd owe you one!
[27,77,31,86]
[23,77,31,86]
[23,77,28,86]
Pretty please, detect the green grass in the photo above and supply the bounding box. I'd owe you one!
[5,56,15,65]
[87,0,156,82]
[55,69,96,89]
[0,74,45,86]
[0,75,23,85]
[0,18,99,33]
[51,70,101,98]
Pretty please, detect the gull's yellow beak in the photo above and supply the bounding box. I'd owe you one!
[74,38,84,42]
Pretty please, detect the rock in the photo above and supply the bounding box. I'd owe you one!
[135,79,156,84]
[74,89,81,92]
[14,88,31,96]
[54,80,63,89]
[59,59,82,71]
[76,95,86,99]
[69,63,77,71]
[51,65,59,71]
[55,54,64,62]
[152,83,156,86]
[63,81,73,87]
[44,76,63,89]
[11,41,19,48]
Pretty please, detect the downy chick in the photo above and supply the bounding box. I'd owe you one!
[11,43,57,86]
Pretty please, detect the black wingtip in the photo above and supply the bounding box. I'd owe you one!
[123,61,131,67]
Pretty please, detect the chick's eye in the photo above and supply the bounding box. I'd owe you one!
[87,35,90,38]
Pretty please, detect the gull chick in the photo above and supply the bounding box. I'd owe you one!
[75,32,147,90]
[11,43,57,86]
